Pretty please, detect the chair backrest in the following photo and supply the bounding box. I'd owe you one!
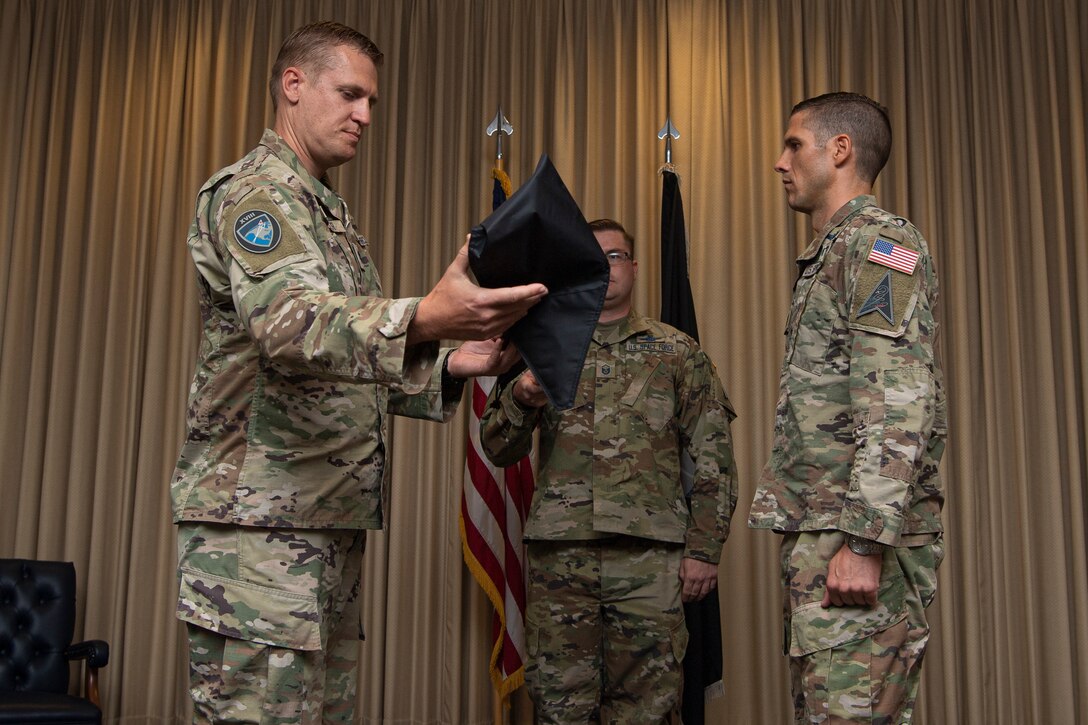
[0,559,76,694]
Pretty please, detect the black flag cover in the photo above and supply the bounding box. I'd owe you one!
[661,168,725,724]
[468,154,609,410]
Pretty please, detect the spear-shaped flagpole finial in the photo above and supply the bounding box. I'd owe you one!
[657,115,680,165]
[487,105,514,170]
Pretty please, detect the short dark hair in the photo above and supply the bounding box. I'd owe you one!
[269,22,384,111]
[792,92,892,184]
[588,218,635,255]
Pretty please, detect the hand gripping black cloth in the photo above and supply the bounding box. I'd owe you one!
[469,154,609,410]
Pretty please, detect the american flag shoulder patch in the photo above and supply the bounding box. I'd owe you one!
[868,237,919,275]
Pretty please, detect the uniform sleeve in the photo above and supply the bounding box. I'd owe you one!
[387,348,463,422]
[677,345,738,563]
[216,183,438,392]
[839,225,942,546]
[480,378,542,467]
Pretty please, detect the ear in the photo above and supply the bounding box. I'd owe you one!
[280,67,305,105]
[829,133,853,168]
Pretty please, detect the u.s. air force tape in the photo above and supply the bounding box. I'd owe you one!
[224,190,306,273]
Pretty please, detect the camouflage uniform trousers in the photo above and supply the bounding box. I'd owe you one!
[177,522,366,724]
[525,537,688,724]
[781,530,944,724]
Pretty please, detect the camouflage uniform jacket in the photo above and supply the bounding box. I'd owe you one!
[171,129,457,531]
[749,196,946,546]
[481,312,737,563]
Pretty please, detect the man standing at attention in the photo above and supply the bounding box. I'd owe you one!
[481,218,737,724]
[171,22,546,724]
[749,92,946,723]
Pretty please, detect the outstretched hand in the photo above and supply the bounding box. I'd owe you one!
[447,338,521,378]
[409,241,547,344]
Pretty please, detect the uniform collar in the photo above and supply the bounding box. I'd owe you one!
[594,310,652,345]
[259,129,349,221]
[796,194,876,263]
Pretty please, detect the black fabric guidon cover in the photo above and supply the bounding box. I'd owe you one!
[469,154,609,410]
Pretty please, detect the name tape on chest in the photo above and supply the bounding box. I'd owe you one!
[626,334,675,354]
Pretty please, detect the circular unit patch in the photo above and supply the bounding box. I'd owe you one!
[234,210,282,254]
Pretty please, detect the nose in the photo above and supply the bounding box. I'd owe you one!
[774,151,789,174]
[353,100,372,127]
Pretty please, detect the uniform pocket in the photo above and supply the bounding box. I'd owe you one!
[792,550,909,657]
[880,367,934,481]
[177,567,322,651]
[788,599,907,658]
[668,616,690,664]
[786,535,908,657]
[620,361,674,432]
[789,281,838,375]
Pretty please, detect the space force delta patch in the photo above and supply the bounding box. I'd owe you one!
[851,236,922,336]
[857,270,895,324]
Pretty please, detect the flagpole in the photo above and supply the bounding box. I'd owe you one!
[488,105,513,173]
[658,115,680,168]
[485,104,514,725]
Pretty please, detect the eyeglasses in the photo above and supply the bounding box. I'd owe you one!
[605,251,633,265]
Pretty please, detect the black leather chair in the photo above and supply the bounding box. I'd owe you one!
[0,559,109,724]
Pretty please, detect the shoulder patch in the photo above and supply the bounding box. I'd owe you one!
[857,270,895,324]
[235,209,282,253]
[851,257,920,336]
[223,190,307,274]
[867,236,919,275]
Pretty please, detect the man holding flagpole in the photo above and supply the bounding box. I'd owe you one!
[480,218,737,724]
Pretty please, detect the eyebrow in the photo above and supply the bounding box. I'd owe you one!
[338,83,379,105]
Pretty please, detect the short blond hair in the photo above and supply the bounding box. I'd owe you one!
[269,22,383,111]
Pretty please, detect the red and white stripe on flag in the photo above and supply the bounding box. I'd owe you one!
[460,375,534,697]
[868,237,919,275]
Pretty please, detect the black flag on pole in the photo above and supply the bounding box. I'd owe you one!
[660,167,724,724]
[661,169,700,343]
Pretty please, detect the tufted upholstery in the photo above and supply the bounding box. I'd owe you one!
[0,559,108,724]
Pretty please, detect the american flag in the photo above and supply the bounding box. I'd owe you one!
[868,237,919,275]
[459,166,534,699]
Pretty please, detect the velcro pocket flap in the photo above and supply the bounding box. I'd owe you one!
[788,597,906,657]
[177,567,322,651]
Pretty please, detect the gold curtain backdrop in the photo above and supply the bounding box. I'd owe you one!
[1,0,1085,722]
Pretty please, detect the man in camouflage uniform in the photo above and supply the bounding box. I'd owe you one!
[171,22,546,725]
[749,92,946,723]
[481,219,737,724]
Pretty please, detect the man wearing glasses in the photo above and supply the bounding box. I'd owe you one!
[481,218,737,724]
